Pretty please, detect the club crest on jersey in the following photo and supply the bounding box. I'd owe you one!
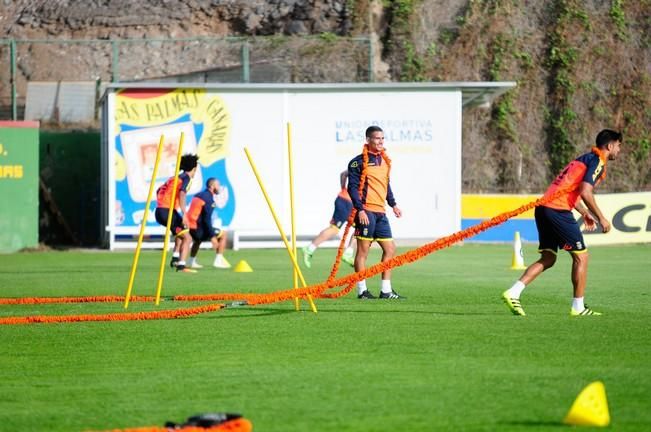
[592,163,603,181]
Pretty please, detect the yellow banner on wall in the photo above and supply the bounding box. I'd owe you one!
[577,192,651,245]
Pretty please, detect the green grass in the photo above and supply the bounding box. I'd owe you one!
[0,244,650,431]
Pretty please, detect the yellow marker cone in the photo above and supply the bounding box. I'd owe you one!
[563,381,610,427]
[511,231,527,270]
[233,260,253,273]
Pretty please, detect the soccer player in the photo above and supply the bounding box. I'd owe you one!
[155,153,199,273]
[502,129,622,316]
[302,170,355,269]
[348,125,403,299]
[186,177,231,269]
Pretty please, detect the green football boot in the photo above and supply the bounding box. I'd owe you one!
[501,290,526,316]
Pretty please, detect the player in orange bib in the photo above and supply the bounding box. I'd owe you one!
[502,129,622,316]
[155,154,199,273]
[348,126,403,299]
[301,170,356,269]
[186,177,231,269]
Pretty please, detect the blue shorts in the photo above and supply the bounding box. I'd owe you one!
[354,211,392,241]
[535,206,587,253]
[330,196,353,228]
[155,207,188,237]
[190,224,222,242]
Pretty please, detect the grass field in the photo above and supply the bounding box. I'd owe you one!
[0,243,650,431]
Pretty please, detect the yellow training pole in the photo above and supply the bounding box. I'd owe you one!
[287,123,300,311]
[244,147,317,313]
[124,135,166,309]
[155,132,185,305]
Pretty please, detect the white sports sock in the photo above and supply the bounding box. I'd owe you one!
[189,257,198,265]
[357,280,367,295]
[572,297,585,312]
[307,243,317,254]
[173,251,180,258]
[506,280,526,299]
[381,279,392,294]
[177,260,186,266]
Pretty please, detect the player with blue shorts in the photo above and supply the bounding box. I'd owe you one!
[302,171,356,269]
[186,178,231,269]
[154,154,199,273]
[502,129,622,316]
[348,126,403,300]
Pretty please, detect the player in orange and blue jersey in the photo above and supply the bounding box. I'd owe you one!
[502,129,622,316]
[348,126,403,300]
[186,178,231,269]
[301,170,356,269]
[155,154,199,273]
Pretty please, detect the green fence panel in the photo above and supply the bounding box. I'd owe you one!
[0,121,39,252]
[40,130,101,246]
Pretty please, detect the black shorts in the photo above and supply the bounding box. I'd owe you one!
[354,211,392,242]
[155,208,188,237]
[190,225,222,242]
[330,196,353,228]
[535,206,587,253]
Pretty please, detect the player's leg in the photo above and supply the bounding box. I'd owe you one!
[212,229,231,268]
[502,207,558,315]
[156,208,181,267]
[188,229,203,269]
[303,225,339,268]
[375,214,403,299]
[341,220,356,267]
[569,251,600,315]
[355,211,376,299]
[355,238,373,298]
[304,197,354,268]
[545,209,599,315]
[171,210,195,273]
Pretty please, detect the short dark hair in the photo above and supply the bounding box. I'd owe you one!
[595,129,622,149]
[180,154,199,172]
[365,126,383,138]
[205,177,217,189]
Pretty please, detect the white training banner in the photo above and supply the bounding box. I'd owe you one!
[104,85,462,247]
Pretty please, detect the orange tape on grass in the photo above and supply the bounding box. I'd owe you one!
[0,295,156,305]
[0,303,225,325]
[177,187,569,306]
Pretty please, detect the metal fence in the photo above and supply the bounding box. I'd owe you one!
[0,36,373,121]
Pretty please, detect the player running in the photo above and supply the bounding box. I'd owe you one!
[186,177,231,269]
[302,170,356,269]
[154,154,199,273]
[502,129,622,316]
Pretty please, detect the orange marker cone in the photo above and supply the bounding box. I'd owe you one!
[563,381,610,427]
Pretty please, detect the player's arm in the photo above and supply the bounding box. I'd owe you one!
[340,170,348,189]
[347,159,368,224]
[574,201,597,231]
[578,182,610,233]
[386,183,402,218]
[347,160,363,211]
[178,190,189,226]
